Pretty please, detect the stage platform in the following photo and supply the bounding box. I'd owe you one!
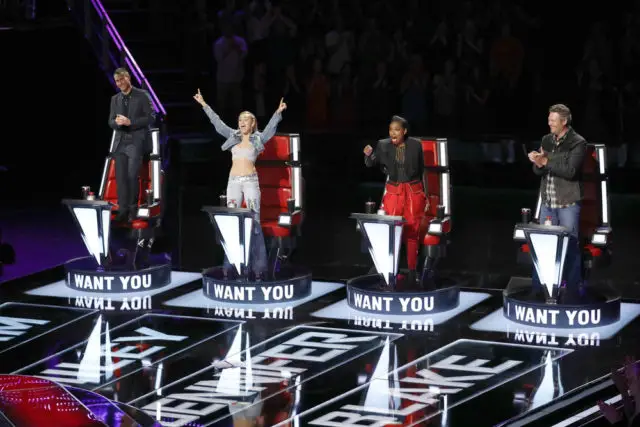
[0,263,638,427]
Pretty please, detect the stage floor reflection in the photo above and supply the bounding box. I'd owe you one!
[0,266,639,427]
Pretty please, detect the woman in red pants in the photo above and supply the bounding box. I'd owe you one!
[364,115,429,284]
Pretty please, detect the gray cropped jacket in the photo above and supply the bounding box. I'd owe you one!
[202,105,282,153]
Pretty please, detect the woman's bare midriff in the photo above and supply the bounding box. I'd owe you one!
[230,159,257,177]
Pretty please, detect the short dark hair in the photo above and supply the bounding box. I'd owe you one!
[113,67,130,78]
[549,104,572,125]
[390,115,409,130]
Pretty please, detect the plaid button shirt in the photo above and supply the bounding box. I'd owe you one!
[544,132,575,209]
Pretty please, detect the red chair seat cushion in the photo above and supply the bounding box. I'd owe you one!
[262,220,292,237]
[584,244,602,258]
[131,220,149,229]
[423,233,441,246]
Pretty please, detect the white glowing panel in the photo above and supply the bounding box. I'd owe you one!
[363,222,398,285]
[215,215,243,274]
[151,160,161,200]
[99,159,110,199]
[529,233,564,296]
[294,167,302,208]
[151,129,160,155]
[437,139,447,167]
[558,236,569,288]
[216,326,244,397]
[601,180,609,224]
[74,317,103,384]
[243,217,253,267]
[393,225,402,275]
[291,135,300,162]
[101,209,111,256]
[441,172,450,215]
[597,147,606,175]
[363,339,391,409]
[279,215,291,226]
[73,207,103,264]
[108,131,116,153]
[535,194,542,220]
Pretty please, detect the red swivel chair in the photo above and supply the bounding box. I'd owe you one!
[97,128,164,263]
[241,133,304,270]
[419,138,453,282]
[515,143,612,281]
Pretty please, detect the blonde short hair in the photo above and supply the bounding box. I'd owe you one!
[238,111,257,132]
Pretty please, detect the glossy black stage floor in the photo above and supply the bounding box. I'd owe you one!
[1,261,638,427]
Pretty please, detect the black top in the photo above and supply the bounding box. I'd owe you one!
[122,92,131,118]
[365,137,425,183]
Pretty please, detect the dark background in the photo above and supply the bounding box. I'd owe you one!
[0,24,112,205]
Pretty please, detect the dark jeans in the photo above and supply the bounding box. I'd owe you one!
[532,202,582,294]
[113,142,142,216]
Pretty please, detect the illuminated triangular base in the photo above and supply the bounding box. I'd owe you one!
[521,223,570,303]
[351,213,404,287]
[203,206,255,276]
[62,199,113,267]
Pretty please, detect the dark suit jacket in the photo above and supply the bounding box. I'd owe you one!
[108,87,156,154]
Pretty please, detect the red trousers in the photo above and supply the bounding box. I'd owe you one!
[382,181,426,270]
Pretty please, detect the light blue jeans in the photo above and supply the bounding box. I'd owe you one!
[531,202,582,293]
[225,173,267,274]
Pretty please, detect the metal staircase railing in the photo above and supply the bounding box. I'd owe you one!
[65,0,166,118]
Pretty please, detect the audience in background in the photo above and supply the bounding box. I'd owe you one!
[11,0,637,167]
[192,0,636,162]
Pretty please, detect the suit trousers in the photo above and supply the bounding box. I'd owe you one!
[113,141,143,216]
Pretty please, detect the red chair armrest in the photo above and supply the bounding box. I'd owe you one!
[277,210,303,227]
[513,224,526,242]
[137,202,161,218]
[427,216,451,235]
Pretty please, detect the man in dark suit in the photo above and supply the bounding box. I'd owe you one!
[108,68,156,221]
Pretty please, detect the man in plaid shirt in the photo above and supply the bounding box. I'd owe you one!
[528,104,587,298]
